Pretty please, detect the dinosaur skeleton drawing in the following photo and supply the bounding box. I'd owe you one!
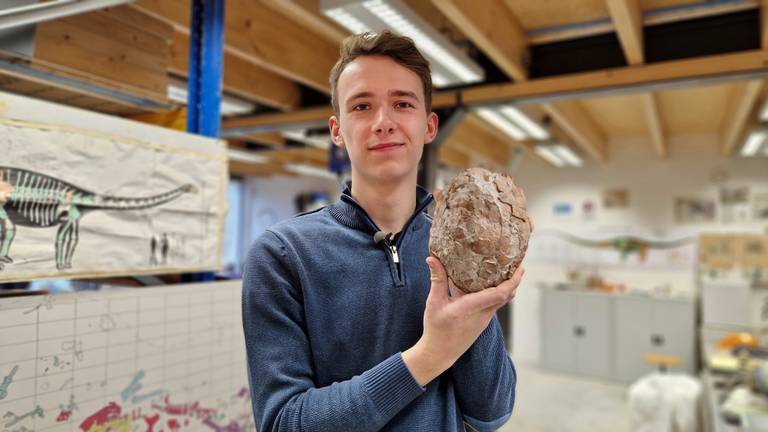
[0,166,196,271]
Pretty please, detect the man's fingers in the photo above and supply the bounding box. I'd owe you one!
[456,266,525,313]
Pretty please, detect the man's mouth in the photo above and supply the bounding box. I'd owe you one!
[370,142,403,151]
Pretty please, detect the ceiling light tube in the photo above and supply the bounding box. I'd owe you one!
[499,106,550,140]
[168,80,255,116]
[282,130,332,149]
[476,108,527,141]
[551,145,582,166]
[321,0,484,87]
[534,146,565,167]
[741,130,767,157]
[285,163,337,179]
[0,0,131,31]
[325,7,371,34]
[228,149,270,164]
[760,100,768,122]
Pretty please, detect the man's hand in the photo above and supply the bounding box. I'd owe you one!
[402,256,524,387]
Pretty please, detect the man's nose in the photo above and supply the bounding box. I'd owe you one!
[373,108,395,134]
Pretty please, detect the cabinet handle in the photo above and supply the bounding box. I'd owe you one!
[651,334,665,346]
[573,326,585,337]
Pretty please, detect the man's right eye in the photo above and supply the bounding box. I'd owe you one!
[353,103,370,111]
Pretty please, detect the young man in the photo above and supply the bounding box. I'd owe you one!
[242,31,523,432]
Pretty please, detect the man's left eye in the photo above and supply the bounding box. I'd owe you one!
[396,102,414,109]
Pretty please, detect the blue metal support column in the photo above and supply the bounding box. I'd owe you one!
[187,0,225,136]
[185,0,225,283]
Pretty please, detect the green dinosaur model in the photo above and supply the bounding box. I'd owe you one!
[0,166,196,271]
[555,232,695,261]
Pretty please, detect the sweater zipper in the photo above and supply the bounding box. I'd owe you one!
[382,233,402,281]
[390,245,399,263]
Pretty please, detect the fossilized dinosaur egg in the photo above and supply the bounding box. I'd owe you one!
[429,167,532,293]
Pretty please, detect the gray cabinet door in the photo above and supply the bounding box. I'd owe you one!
[651,299,696,374]
[541,289,575,374]
[614,296,654,383]
[574,294,613,379]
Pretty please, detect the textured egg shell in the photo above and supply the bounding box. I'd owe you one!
[429,167,532,293]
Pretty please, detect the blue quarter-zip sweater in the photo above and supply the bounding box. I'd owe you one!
[242,183,516,432]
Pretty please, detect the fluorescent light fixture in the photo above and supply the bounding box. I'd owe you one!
[551,145,583,166]
[535,144,583,167]
[431,72,450,87]
[475,105,551,142]
[760,100,768,122]
[284,163,337,179]
[321,0,484,87]
[324,7,371,34]
[741,130,767,157]
[167,80,255,116]
[228,148,270,164]
[0,0,131,31]
[282,130,332,150]
[476,108,527,141]
[499,106,550,140]
[534,146,565,167]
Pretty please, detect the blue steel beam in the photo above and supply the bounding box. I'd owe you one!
[187,0,225,137]
[186,0,225,283]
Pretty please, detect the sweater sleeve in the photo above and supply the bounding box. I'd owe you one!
[450,316,516,432]
[242,230,424,432]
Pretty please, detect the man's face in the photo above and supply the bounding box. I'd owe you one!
[329,55,438,186]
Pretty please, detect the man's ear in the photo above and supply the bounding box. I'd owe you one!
[329,115,345,148]
[424,112,439,144]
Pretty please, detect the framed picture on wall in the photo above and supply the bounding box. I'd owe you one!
[675,197,716,223]
[602,188,629,209]
[754,193,768,221]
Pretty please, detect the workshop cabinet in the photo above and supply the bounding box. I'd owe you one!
[541,289,613,379]
[541,287,696,382]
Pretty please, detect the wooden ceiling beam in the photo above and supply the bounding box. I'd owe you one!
[530,2,755,45]
[460,50,768,106]
[606,0,644,65]
[721,80,763,156]
[228,133,286,148]
[134,0,338,93]
[222,106,333,135]
[169,30,301,111]
[433,0,528,82]
[225,0,337,93]
[263,147,329,168]
[229,159,292,177]
[438,145,471,170]
[642,93,667,159]
[542,101,608,162]
[221,51,768,135]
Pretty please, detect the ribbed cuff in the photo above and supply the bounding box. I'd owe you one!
[362,353,425,419]
[465,412,513,432]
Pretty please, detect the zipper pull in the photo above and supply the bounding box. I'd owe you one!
[390,245,400,263]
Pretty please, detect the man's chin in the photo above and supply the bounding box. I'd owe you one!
[359,168,416,186]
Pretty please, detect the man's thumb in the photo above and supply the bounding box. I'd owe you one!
[426,256,449,298]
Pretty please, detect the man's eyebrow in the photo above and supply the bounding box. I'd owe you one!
[347,91,374,103]
[390,90,419,100]
[346,90,420,104]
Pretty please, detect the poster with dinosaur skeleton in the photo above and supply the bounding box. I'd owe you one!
[0,91,228,282]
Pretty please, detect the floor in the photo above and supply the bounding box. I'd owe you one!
[498,362,633,432]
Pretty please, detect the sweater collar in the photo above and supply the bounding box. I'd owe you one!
[328,180,433,234]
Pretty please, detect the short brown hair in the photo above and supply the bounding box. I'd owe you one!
[329,31,433,115]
